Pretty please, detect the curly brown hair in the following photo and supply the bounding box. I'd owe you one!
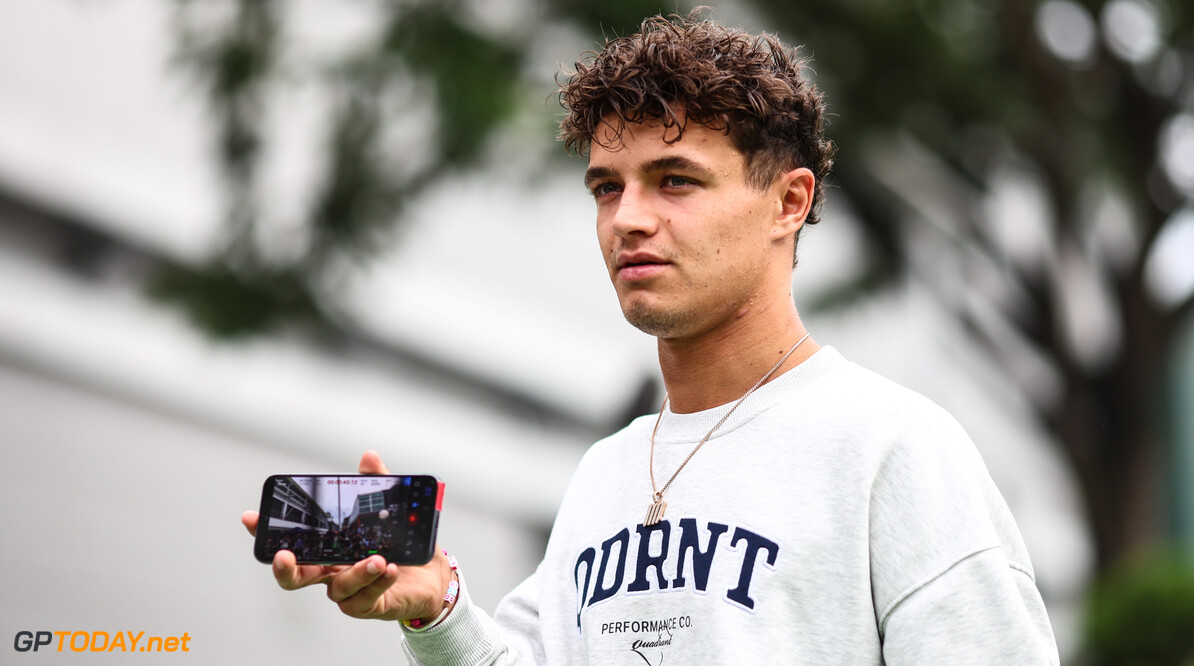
[558,12,835,258]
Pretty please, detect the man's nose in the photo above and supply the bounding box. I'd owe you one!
[610,184,660,238]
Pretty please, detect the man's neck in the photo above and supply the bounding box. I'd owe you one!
[656,305,819,414]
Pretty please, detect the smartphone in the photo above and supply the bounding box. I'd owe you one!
[254,474,443,566]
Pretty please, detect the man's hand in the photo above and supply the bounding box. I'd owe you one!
[242,450,455,623]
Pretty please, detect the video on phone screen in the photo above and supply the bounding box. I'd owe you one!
[260,475,436,563]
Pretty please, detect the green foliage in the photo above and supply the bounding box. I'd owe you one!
[149,262,318,339]
[165,0,532,336]
[546,0,686,39]
[1084,548,1194,665]
[174,0,277,181]
[382,5,523,164]
[309,91,403,257]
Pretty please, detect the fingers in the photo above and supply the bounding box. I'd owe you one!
[359,450,390,475]
[272,550,305,590]
[272,550,341,591]
[241,510,259,537]
[327,556,401,617]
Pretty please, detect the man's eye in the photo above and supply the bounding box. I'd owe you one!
[591,182,621,197]
[662,175,695,188]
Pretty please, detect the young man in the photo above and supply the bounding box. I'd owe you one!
[243,14,1059,664]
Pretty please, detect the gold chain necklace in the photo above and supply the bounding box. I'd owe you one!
[644,332,811,526]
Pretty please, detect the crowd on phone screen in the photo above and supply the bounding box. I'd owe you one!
[265,521,391,562]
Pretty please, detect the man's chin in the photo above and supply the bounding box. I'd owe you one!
[622,306,695,339]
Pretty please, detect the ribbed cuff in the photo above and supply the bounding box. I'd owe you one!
[401,572,503,665]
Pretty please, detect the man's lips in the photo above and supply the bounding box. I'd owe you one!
[616,252,671,281]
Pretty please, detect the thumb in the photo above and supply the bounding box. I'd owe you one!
[359,450,390,475]
[242,510,259,537]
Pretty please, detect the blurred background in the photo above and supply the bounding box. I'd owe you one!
[0,0,1192,663]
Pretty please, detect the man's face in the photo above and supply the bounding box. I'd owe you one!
[585,117,794,340]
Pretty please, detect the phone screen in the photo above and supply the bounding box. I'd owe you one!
[254,474,442,566]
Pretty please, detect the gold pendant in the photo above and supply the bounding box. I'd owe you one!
[644,494,667,526]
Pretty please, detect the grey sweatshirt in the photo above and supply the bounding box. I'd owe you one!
[403,347,1059,665]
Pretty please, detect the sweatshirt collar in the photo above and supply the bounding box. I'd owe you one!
[648,345,845,443]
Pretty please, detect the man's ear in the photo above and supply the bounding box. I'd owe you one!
[772,167,815,240]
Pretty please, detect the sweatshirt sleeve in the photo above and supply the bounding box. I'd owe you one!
[879,547,1059,665]
[866,396,1059,665]
[401,568,545,666]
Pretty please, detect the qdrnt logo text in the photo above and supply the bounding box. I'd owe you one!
[13,631,191,653]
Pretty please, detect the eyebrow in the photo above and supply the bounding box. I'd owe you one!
[583,155,716,188]
[583,166,615,188]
